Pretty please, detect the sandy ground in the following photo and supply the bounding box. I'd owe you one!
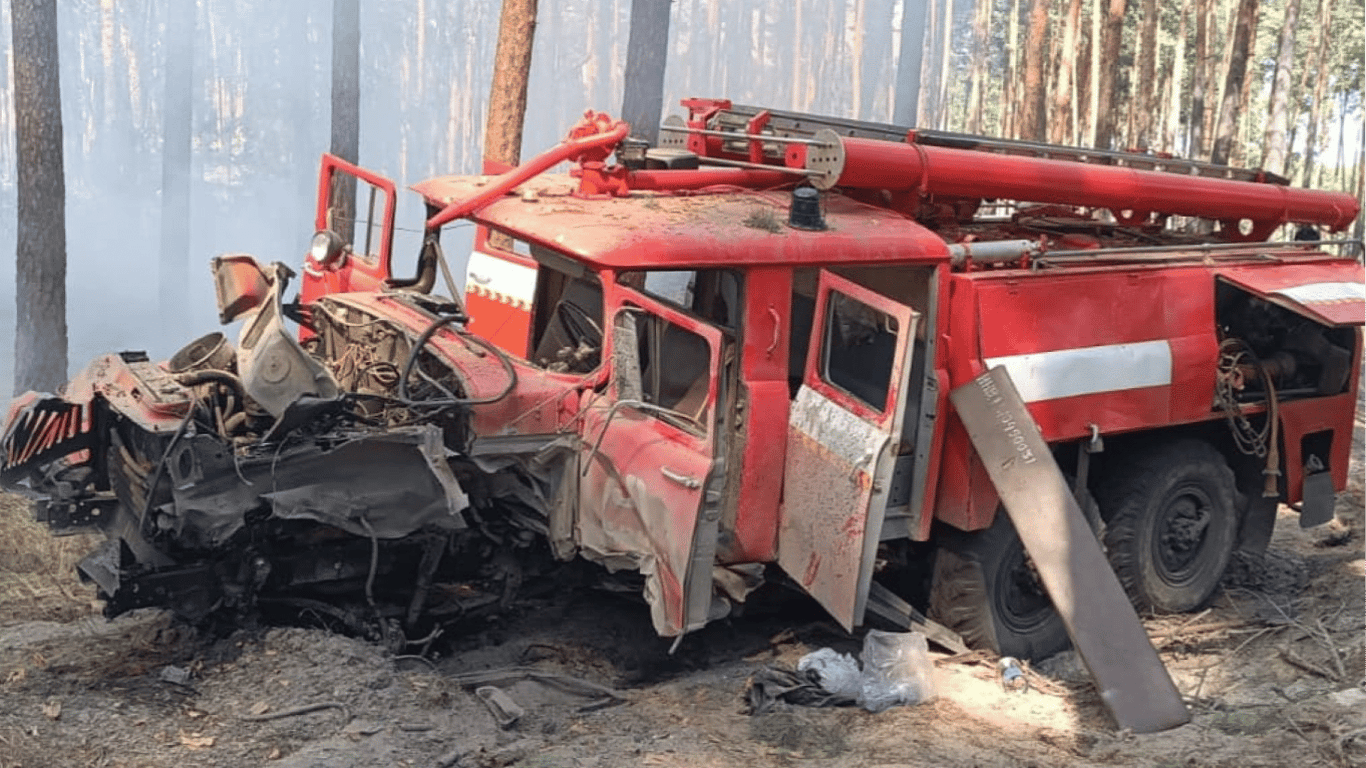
[1,441,1362,767]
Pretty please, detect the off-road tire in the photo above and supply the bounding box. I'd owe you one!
[1098,440,1238,613]
[928,487,1100,660]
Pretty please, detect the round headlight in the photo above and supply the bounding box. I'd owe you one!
[309,229,345,265]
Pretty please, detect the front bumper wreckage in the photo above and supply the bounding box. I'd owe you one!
[1,258,549,639]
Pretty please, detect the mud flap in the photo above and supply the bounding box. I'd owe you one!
[950,366,1189,733]
[1299,470,1336,528]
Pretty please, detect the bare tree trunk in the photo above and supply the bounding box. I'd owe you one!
[894,0,929,126]
[1260,0,1299,175]
[1301,0,1333,187]
[1131,0,1158,149]
[920,0,942,128]
[967,0,991,133]
[1229,0,1260,169]
[12,0,68,393]
[1163,7,1186,152]
[1188,0,1211,158]
[1210,0,1256,166]
[1205,0,1239,159]
[1081,0,1102,145]
[1355,152,1364,247]
[1002,0,1021,136]
[485,0,538,169]
[1019,0,1050,141]
[1093,0,1126,148]
[1050,0,1081,143]
[621,0,671,146]
[330,0,360,237]
[937,0,955,128]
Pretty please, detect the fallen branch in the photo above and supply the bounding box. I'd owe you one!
[1279,647,1340,682]
[239,701,351,723]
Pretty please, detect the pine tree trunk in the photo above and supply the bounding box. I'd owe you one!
[1260,0,1299,175]
[1003,0,1021,137]
[1301,0,1333,187]
[937,0,955,128]
[1050,0,1082,143]
[330,0,360,239]
[1019,0,1050,141]
[894,0,929,126]
[1164,7,1186,152]
[1093,0,1126,148]
[1210,0,1256,166]
[1081,0,1102,145]
[1133,0,1158,149]
[622,0,672,146]
[1229,0,1259,169]
[11,0,68,394]
[485,0,538,169]
[967,0,991,133]
[1188,0,1211,158]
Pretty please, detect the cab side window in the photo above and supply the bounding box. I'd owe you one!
[617,309,712,433]
[530,266,603,373]
[821,291,897,411]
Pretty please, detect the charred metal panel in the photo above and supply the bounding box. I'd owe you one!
[951,366,1189,733]
[233,262,340,418]
[165,425,468,548]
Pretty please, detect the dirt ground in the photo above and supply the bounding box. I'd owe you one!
[2,448,1363,767]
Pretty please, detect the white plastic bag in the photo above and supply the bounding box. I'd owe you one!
[856,629,936,712]
[796,647,862,699]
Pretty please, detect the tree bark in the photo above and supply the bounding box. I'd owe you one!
[621,0,671,146]
[1188,0,1211,159]
[1210,0,1256,166]
[894,0,929,126]
[485,0,538,169]
[1132,0,1158,149]
[1093,0,1126,149]
[1050,0,1082,144]
[936,0,955,128]
[330,0,361,239]
[1082,0,1101,145]
[1260,0,1299,175]
[966,0,991,133]
[1228,0,1260,168]
[1003,0,1021,136]
[1163,7,1186,152]
[1019,0,1050,141]
[11,0,68,393]
[1301,0,1333,187]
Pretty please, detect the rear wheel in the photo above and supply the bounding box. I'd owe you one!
[1098,440,1238,613]
[929,486,1099,660]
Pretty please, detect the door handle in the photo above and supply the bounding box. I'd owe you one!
[468,272,491,284]
[660,466,701,489]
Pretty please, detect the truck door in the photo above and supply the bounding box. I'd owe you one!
[780,270,919,631]
[577,295,726,638]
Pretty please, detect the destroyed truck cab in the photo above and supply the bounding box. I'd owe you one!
[3,101,1362,665]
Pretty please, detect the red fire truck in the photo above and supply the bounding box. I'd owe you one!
[4,100,1361,670]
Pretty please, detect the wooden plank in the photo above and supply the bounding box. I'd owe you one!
[949,366,1190,733]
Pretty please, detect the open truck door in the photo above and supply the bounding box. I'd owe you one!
[780,271,920,631]
[301,154,399,303]
[577,295,728,638]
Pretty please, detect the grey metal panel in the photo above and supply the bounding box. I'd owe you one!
[949,366,1190,734]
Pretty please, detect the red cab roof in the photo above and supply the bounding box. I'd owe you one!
[412,174,951,270]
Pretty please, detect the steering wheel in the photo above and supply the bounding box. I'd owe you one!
[554,302,603,351]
